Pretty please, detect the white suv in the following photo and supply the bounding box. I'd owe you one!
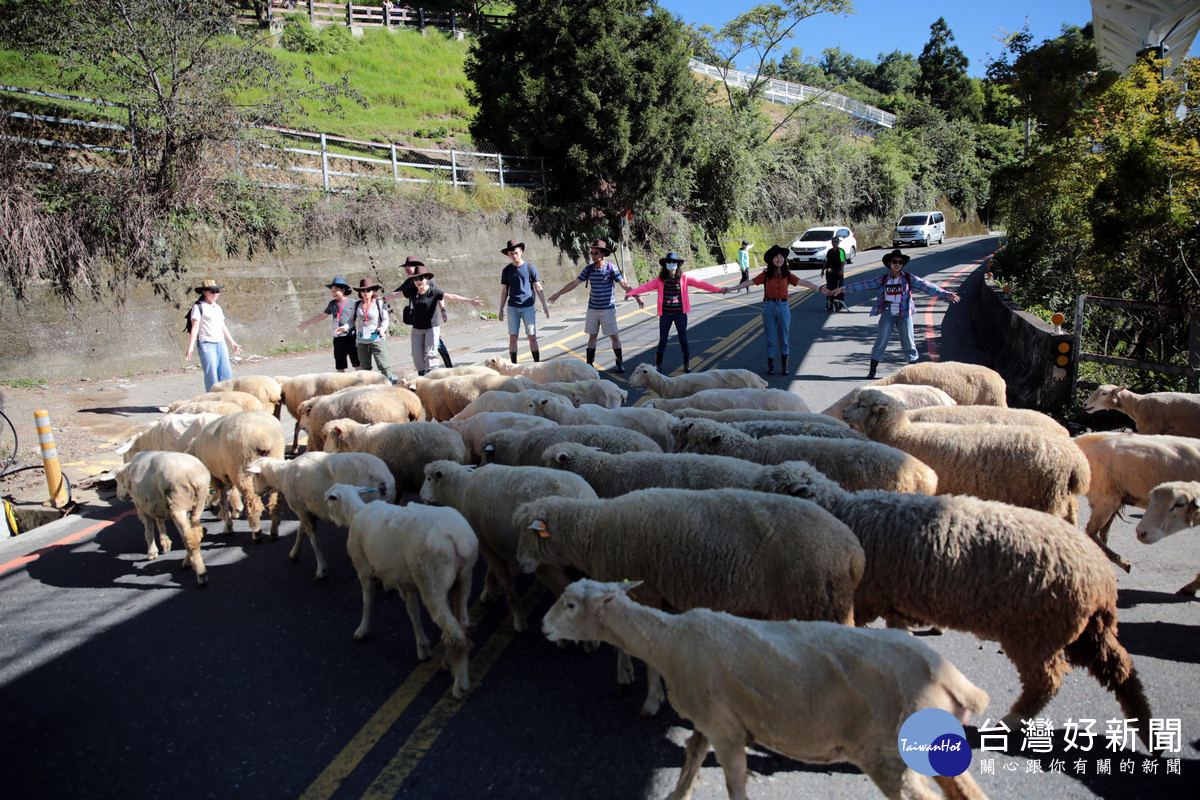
[892,211,946,247]
[788,226,856,268]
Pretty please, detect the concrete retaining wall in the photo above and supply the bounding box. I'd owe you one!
[972,276,1073,410]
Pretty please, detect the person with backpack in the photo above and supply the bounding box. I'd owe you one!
[546,239,641,372]
[298,277,360,372]
[183,279,241,391]
[833,249,960,378]
[383,257,458,369]
[497,239,550,363]
[822,236,848,312]
[384,258,483,375]
[351,278,394,381]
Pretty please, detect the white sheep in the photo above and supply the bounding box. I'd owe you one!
[419,460,597,632]
[671,417,938,494]
[843,389,1089,523]
[298,385,423,451]
[321,418,467,495]
[449,389,572,421]
[525,396,676,451]
[726,419,870,441]
[645,387,810,413]
[628,363,767,398]
[211,375,284,417]
[533,378,627,409]
[1073,432,1200,571]
[763,461,1155,751]
[871,361,1008,406]
[908,404,1069,436]
[401,373,531,421]
[277,371,391,452]
[672,407,852,428]
[247,452,396,579]
[1083,383,1200,438]
[442,412,558,463]
[515,488,864,716]
[482,356,601,383]
[1135,481,1200,595]
[163,400,245,417]
[186,410,285,540]
[115,412,222,463]
[543,580,990,800]
[480,424,660,466]
[324,484,478,699]
[422,364,500,379]
[161,390,264,413]
[820,383,957,419]
[115,451,212,586]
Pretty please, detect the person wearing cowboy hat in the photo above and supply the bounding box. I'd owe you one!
[497,239,550,363]
[546,239,638,372]
[184,279,242,391]
[736,240,755,294]
[298,277,361,373]
[626,251,727,373]
[729,245,828,376]
[350,278,394,380]
[833,249,960,378]
[382,257,483,375]
[382,256,454,369]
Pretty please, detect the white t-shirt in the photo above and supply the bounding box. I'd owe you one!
[190,300,225,343]
[883,274,906,315]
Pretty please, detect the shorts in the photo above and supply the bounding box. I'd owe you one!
[506,305,537,337]
[333,334,360,370]
[584,306,618,336]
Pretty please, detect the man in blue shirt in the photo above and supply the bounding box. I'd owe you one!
[498,239,550,363]
[547,239,641,372]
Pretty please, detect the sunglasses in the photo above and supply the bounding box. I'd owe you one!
[888,259,905,265]
[205,288,221,294]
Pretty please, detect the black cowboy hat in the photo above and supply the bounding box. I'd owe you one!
[401,256,426,270]
[587,239,612,256]
[354,278,382,293]
[882,249,911,267]
[501,239,525,255]
[658,251,685,268]
[763,244,791,265]
[194,279,223,294]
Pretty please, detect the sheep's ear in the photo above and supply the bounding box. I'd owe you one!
[433,468,445,479]
[873,401,890,414]
[332,425,343,436]
[529,519,550,538]
[1188,496,1200,527]
[246,462,262,474]
[786,482,810,498]
[618,580,642,595]
[555,451,571,465]
[708,432,723,444]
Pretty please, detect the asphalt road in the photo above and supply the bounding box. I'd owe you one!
[1,236,1197,799]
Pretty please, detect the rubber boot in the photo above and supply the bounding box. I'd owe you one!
[781,355,789,376]
[654,359,663,373]
[586,347,596,367]
[532,351,540,362]
[613,348,624,373]
[438,340,453,368]
[509,351,518,363]
[867,359,878,379]
[767,358,775,376]
[682,353,691,373]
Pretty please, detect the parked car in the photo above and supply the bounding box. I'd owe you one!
[892,211,946,247]
[787,226,856,268]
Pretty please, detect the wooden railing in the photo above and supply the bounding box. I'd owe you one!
[233,2,506,35]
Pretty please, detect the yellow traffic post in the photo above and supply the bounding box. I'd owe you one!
[34,409,69,507]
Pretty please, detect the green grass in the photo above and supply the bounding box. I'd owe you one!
[2,377,49,388]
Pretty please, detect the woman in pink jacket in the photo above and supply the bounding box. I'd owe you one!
[626,252,727,373]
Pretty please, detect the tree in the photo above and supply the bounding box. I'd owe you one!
[466,0,701,214]
[778,47,829,87]
[871,50,920,96]
[916,17,982,122]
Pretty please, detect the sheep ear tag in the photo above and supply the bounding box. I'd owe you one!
[530,519,550,538]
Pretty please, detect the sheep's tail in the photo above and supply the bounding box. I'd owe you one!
[189,481,207,530]
[1063,607,1155,754]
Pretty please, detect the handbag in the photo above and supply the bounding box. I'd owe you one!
[402,303,414,325]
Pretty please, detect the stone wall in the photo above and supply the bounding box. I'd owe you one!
[0,224,585,383]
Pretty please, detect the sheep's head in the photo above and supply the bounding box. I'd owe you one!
[513,500,558,573]
[755,461,844,507]
[841,389,903,437]
[628,363,653,388]
[483,356,506,372]
[542,579,642,643]
[1136,482,1200,544]
[419,460,466,505]
[542,441,600,470]
[245,457,280,495]
[114,465,131,501]
[1083,384,1125,414]
[670,418,729,454]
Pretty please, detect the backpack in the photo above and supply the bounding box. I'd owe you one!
[182,301,202,333]
[353,298,386,337]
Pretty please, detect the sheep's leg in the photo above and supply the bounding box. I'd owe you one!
[168,507,200,583]
[1084,499,1131,572]
[639,665,667,718]
[290,419,301,454]
[617,649,635,687]
[290,509,328,580]
[486,553,526,632]
[1063,612,1155,754]
[422,581,471,694]
[235,475,264,542]
[709,732,751,800]
[664,729,710,800]
[265,489,280,540]
[933,772,990,800]
[400,587,433,661]
[451,561,473,632]
[139,513,159,559]
[857,752,934,800]
[1000,646,1067,726]
[212,478,234,535]
[155,518,173,555]
[1178,573,1200,596]
[354,575,378,641]
[181,492,208,585]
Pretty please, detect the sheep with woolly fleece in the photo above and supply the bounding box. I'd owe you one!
[873,360,1007,406]
[673,407,851,428]
[163,400,245,417]
[1135,481,1200,595]
[422,364,500,379]
[514,488,864,716]
[1083,383,1200,438]
[401,373,531,421]
[645,387,810,413]
[449,389,572,421]
[277,371,391,452]
[419,460,596,632]
[843,389,1089,523]
[543,579,990,800]
[443,412,558,463]
[185,410,284,540]
[672,417,937,494]
[321,418,467,495]
[247,452,395,579]
[324,483,477,699]
[533,378,627,409]
[908,405,1069,436]
[115,451,212,586]
[727,419,870,441]
[761,461,1155,750]
[628,363,766,398]
[211,375,283,417]
[525,396,676,451]
[299,385,422,451]
[1073,432,1200,571]
[481,424,660,466]
[482,356,601,384]
[116,413,221,463]
[820,383,957,420]
[162,391,264,413]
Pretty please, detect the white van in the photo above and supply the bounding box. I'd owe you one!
[892,211,946,247]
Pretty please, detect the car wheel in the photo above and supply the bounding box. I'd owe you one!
[847,246,856,264]
[923,235,931,247]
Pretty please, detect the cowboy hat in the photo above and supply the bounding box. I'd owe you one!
[410,270,436,280]
[882,249,911,267]
[763,244,791,266]
[354,278,382,293]
[658,251,686,268]
[325,276,351,290]
[501,239,525,255]
[194,279,223,294]
[401,256,426,269]
[587,239,612,256]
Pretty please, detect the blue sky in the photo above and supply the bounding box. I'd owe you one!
[657,0,1096,78]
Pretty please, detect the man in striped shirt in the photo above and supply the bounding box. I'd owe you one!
[547,239,641,372]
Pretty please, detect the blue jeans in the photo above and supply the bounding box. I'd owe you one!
[761,300,790,358]
[198,340,232,391]
[871,307,918,363]
[656,312,689,363]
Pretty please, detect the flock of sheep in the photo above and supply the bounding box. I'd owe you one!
[110,358,1200,800]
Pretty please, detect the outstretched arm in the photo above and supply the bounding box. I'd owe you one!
[443,293,484,308]
[548,278,582,304]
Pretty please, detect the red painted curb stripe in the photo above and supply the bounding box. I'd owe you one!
[922,254,993,361]
[0,508,137,577]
